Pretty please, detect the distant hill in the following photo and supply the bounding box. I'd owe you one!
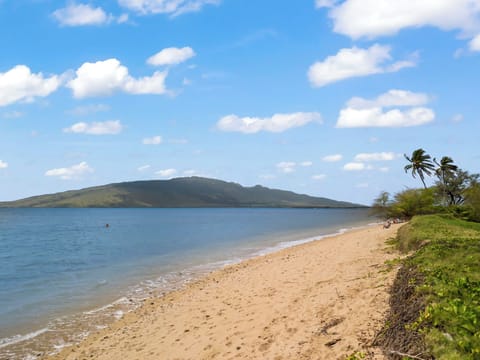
[0,177,364,208]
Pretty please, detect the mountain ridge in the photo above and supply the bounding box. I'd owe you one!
[0,177,365,208]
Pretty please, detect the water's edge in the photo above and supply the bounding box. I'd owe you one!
[0,221,378,360]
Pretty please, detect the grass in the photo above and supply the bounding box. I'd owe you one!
[392,215,480,359]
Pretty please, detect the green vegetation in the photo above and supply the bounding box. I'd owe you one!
[375,151,480,358]
[389,215,480,359]
[344,351,366,360]
[372,149,480,223]
[0,176,363,208]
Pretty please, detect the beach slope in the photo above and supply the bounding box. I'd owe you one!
[48,224,400,360]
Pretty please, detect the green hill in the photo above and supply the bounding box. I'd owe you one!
[0,177,364,208]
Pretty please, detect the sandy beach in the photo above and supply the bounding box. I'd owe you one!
[46,224,401,360]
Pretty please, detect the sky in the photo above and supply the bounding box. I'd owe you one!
[1,0,479,205]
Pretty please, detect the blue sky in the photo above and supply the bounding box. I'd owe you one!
[1,0,479,204]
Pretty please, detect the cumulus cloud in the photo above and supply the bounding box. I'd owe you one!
[217,112,321,134]
[67,58,168,98]
[0,160,8,169]
[354,152,397,162]
[63,120,123,135]
[0,65,61,106]
[337,106,434,128]
[343,162,368,171]
[147,47,196,66]
[142,135,163,145]
[308,44,416,87]
[156,168,177,177]
[315,0,338,8]
[347,89,429,109]
[277,162,296,174]
[469,33,480,51]
[52,3,112,26]
[45,161,94,180]
[322,154,343,162]
[312,174,327,180]
[336,89,435,128]
[118,0,220,17]
[326,0,480,40]
[277,162,296,173]
[300,161,313,167]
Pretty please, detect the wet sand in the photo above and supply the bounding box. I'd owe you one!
[47,224,401,360]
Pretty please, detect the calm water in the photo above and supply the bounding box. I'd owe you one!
[0,208,373,359]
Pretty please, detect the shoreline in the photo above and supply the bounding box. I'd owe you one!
[0,220,377,359]
[44,223,400,360]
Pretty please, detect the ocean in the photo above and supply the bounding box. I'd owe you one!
[0,208,373,359]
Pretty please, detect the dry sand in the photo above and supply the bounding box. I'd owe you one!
[47,224,401,360]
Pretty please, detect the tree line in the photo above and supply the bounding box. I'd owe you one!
[372,148,480,221]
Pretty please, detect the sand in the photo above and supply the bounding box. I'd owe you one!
[47,224,401,360]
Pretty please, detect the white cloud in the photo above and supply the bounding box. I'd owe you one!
[322,154,343,162]
[337,89,435,128]
[217,112,321,134]
[147,47,196,66]
[117,13,129,23]
[123,71,168,94]
[315,0,338,8]
[63,120,123,135]
[67,104,110,116]
[0,160,8,169]
[312,174,327,180]
[327,0,480,40]
[118,0,220,16]
[379,167,390,172]
[52,3,112,26]
[343,162,367,171]
[142,135,163,145]
[67,58,168,98]
[355,183,369,188]
[347,89,429,109]
[137,164,151,171]
[470,33,480,51]
[452,114,464,123]
[45,161,94,180]
[337,106,435,128]
[300,161,313,167]
[354,152,397,162]
[308,44,416,87]
[277,161,296,173]
[156,168,177,177]
[0,65,61,106]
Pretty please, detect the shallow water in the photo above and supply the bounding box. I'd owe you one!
[0,208,373,359]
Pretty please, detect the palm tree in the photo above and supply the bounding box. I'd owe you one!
[404,148,435,189]
[434,156,458,205]
[434,156,458,184]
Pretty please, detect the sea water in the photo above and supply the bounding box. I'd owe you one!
[0,208,373,359]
